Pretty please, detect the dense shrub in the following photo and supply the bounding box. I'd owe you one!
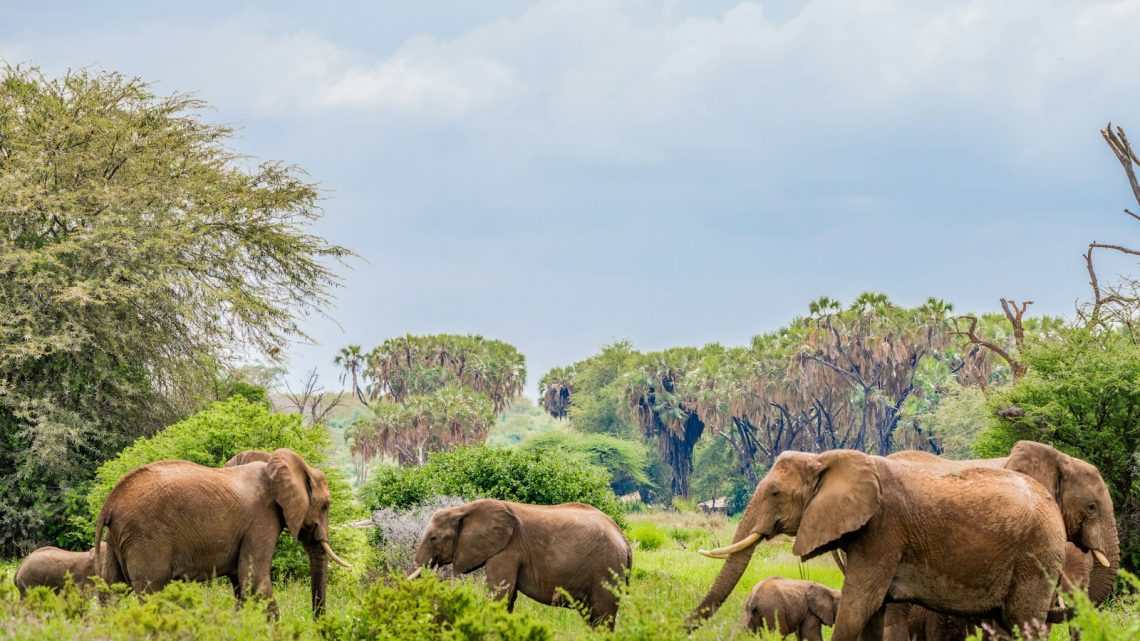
[518,430,652,495]
[318,571,550,641]
[626,523,665,551]
[977,328,1140,571]
[72,396,366,579]
[359,446,625,527]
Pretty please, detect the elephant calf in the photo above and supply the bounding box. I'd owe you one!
[410,499,632,628]
[744,577,840,641]
[15,544,104,597]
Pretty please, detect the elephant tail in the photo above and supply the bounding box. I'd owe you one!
[93,504,111,577]
[830,549,847,574]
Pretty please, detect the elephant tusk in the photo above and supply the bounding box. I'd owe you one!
[407,567,422,580]
[1092,549,1111,568]
[698,532,761,558]
[322,540,352,569]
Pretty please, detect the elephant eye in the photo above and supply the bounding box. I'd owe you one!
[1087,502,1098,512]
[770,488,780,497]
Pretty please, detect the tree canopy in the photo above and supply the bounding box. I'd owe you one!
[345,334,525,479]
[0,66,349,554]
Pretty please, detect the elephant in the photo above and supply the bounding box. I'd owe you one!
[889,440,1119,603]
[409,498,632,628]
[14,543,105,596]
[743,577,840,641]
[94,448,350,617]
[883,543,1094,641]
[690,449,1067,641]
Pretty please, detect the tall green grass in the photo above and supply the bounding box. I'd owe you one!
[1,514,1135,640]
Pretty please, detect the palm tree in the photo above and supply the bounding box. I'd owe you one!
[334,344,368,405]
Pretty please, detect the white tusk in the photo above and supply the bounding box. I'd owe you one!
[698,532,761,558]
[1092,549,1111,568]
[322,540,352,569]
[407,567,422,580]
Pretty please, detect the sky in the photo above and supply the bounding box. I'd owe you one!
[4,0,1140,395]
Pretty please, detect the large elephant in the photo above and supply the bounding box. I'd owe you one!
[893,543,1090,641]
[94,448,350,617]
[743,577,840,641]
[409,499,632,628]
[690,449,1066,641]
[878,441,1118,641]
[889,440,1119,602]
[15,543,105,597]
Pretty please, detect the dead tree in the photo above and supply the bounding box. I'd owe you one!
[284,368,346,425]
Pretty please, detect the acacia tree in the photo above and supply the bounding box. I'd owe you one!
[0,67,349,553]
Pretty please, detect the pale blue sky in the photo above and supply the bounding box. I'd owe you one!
[4,1,1140,393]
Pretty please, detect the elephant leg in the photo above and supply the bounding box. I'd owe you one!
[483,554,519,610]
[236,545,276,619]
[1002,560,1055,641]
[588,582,620,630]
[832,552,896,641]
[799,613,825,641]
[227,575,242,602]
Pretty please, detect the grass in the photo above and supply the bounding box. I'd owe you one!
[1,513,1135,640]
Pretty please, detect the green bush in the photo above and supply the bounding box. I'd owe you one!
[518,430,652,495]
[626,523,665,551]
[318,571,551,641]
[359,446,625,528]
[73,396,366,579]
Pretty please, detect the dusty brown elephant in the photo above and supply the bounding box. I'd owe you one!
[883,542,1094,641]
[690,450,1066,641]
[14,543,105,596]
[889,440,1119,602]
[409,499,632,628]
[94,448,350,617]
[743,577,840,641]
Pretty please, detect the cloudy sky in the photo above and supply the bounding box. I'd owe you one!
[4,0,1140,393]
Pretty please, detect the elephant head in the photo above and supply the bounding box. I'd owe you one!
[411,499,519,576]
[692,450,880,623]
[1004,441,1118,603]
[265,448,350,615]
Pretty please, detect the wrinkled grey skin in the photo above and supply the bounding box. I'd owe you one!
[689,450,1066,641]
[412,499,632,628]
[96,448,345,618]
[743,577,840,641]
[15,543,105,596]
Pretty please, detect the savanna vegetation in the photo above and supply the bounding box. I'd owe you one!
[2,64,1138,641]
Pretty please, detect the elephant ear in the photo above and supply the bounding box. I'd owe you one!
[806,585,839,626]
[453,500,518,574]
[793,450,881,559]
[266,448,312,540]
[1007,441,1061,497]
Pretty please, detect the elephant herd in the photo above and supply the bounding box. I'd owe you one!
[694,440,1118,641]
[12,439,1118,641]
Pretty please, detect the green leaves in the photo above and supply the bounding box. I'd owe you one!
[0,65,349,554]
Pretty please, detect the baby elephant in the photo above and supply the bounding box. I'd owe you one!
[15,543,105,596]
[744,577,840,641]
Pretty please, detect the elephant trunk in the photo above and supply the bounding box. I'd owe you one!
[688,545,757,627]
[307,545,328,617]
[1086,521,1119,605]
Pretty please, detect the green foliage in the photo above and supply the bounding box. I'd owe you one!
[319,571,551,641]
[486,398,563,447]
[359,446,625,528]
[978,328,1140,571]
[538,341,640,436]
[0,66,349,555]
[626,523,666,551]
[519,430,652,495]
[901,382,991,459]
